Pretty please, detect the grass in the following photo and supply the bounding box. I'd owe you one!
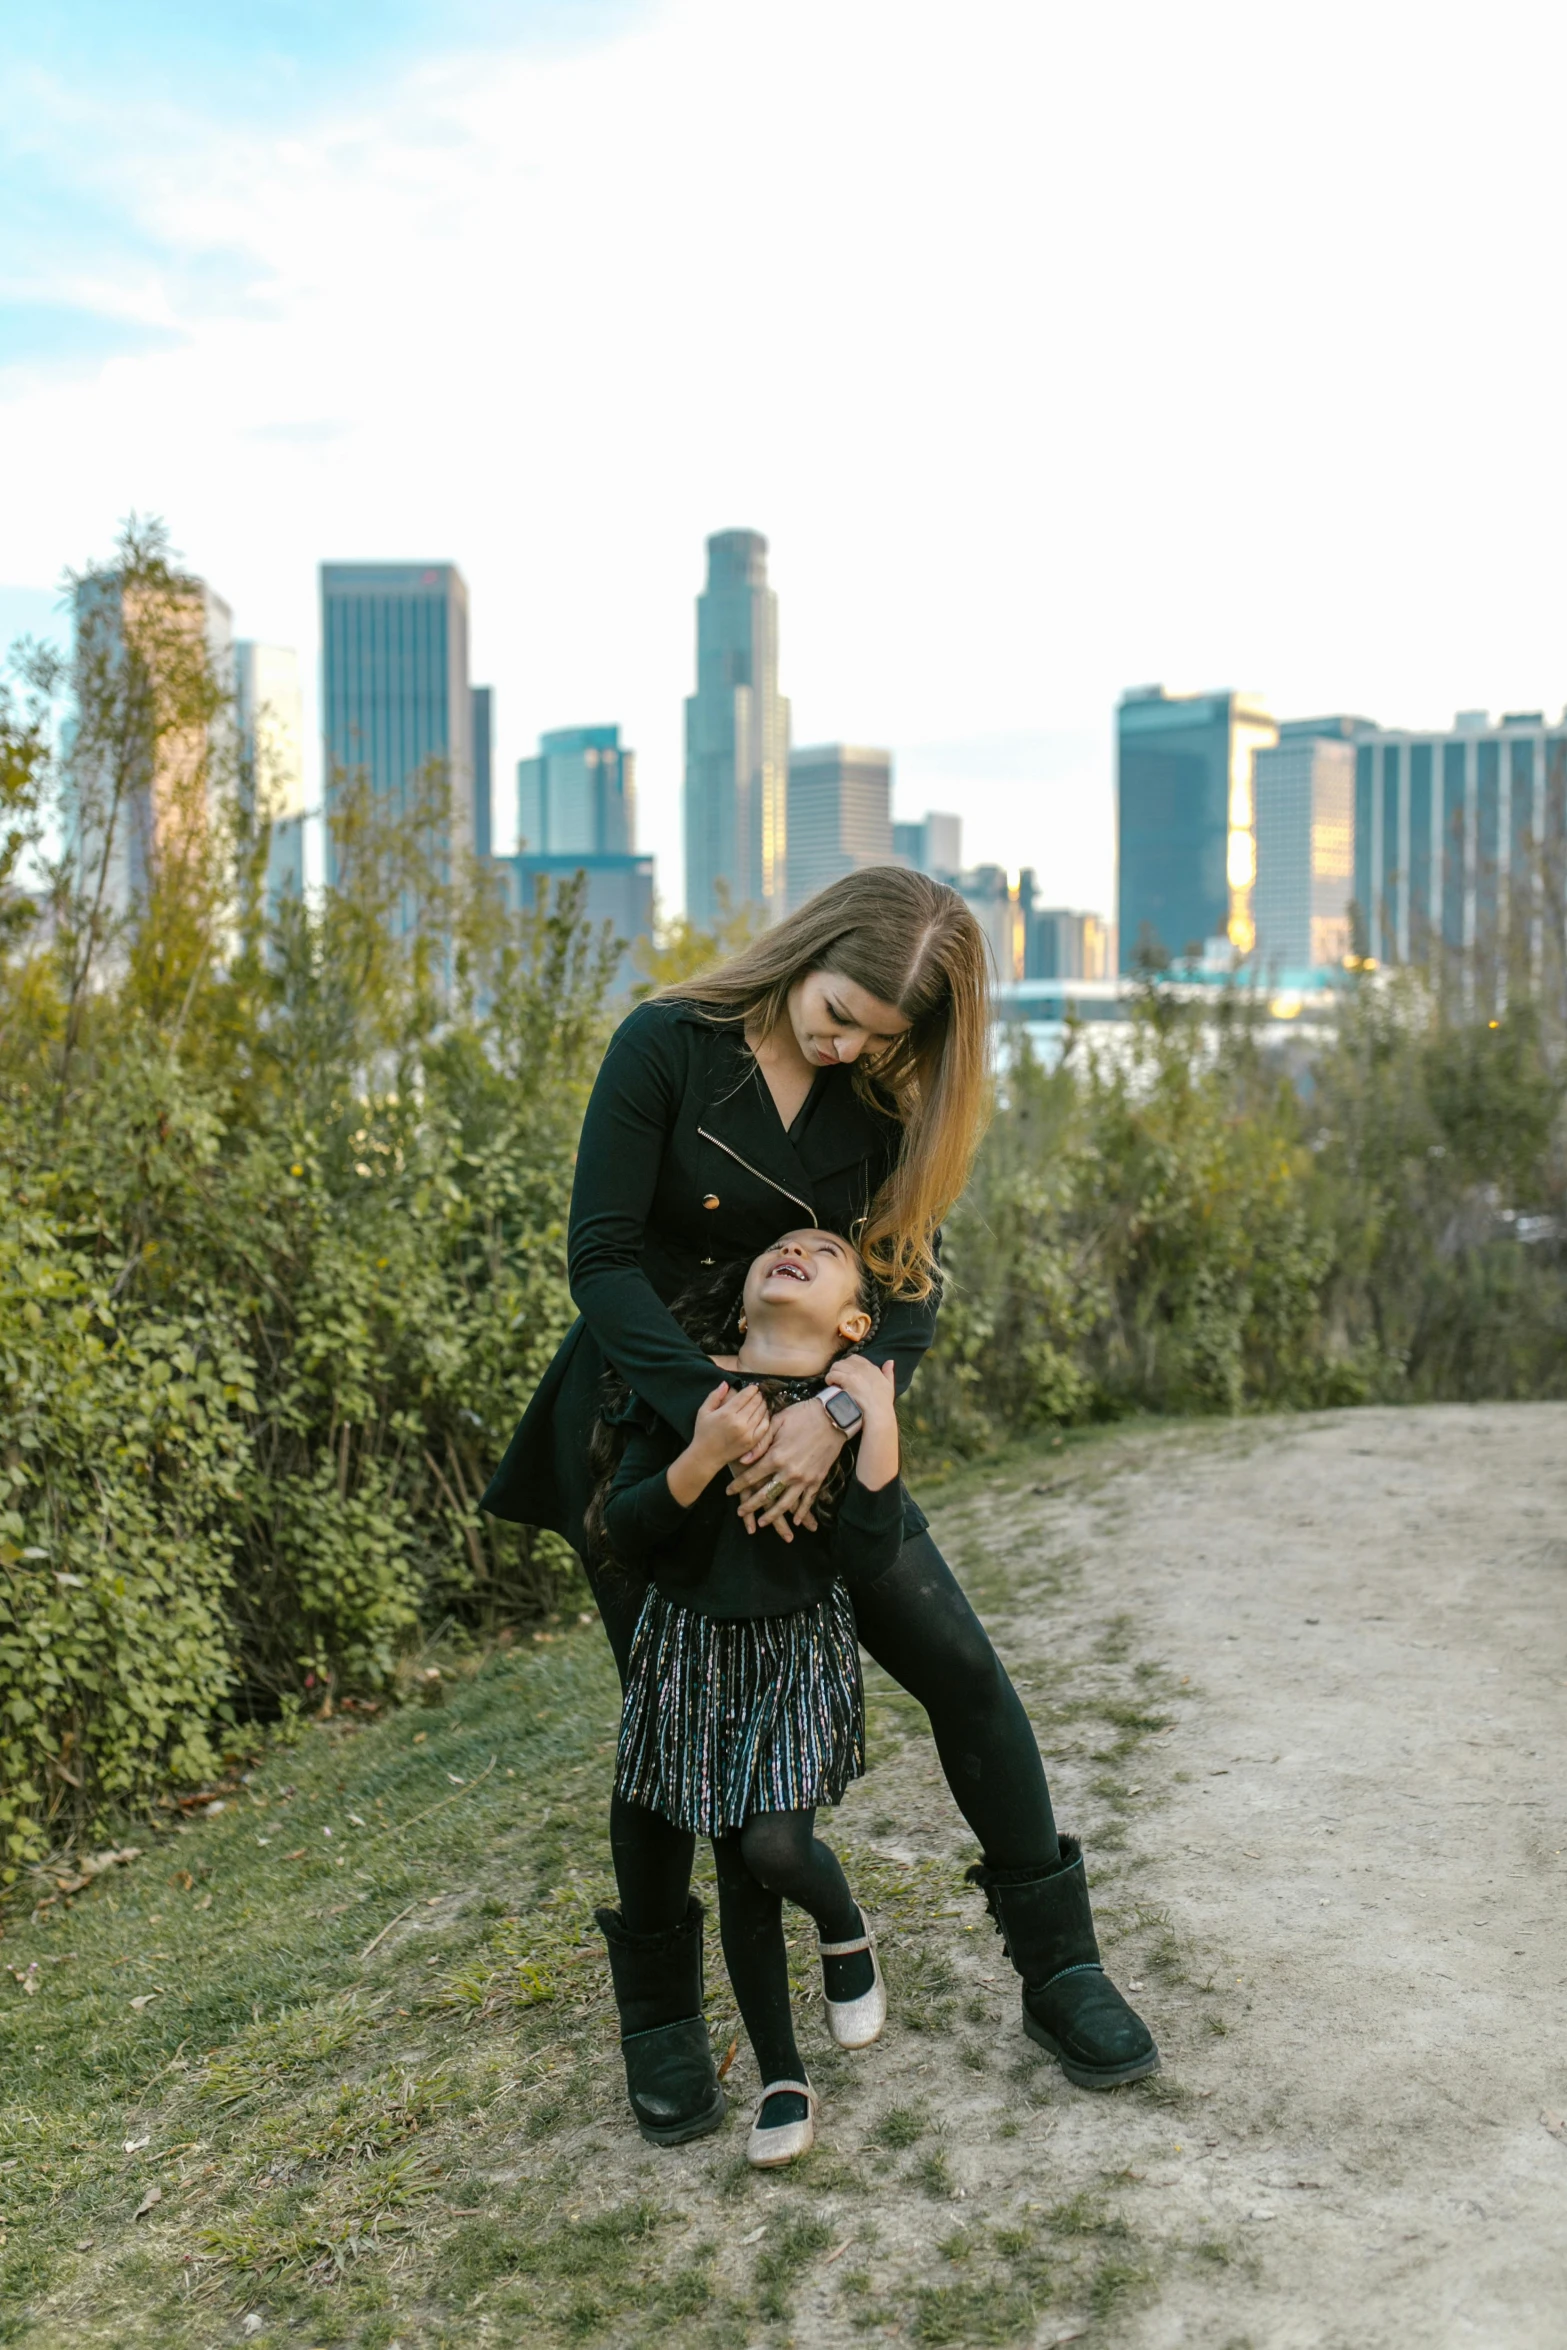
[0,1424,1214,2346]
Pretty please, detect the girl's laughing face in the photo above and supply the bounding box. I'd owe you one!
[742,1230,872,1349]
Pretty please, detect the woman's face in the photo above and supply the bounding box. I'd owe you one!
[785,969,911,1069]
[742,1230,873,1348]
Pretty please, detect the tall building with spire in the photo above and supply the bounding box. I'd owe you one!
[684,529,790,925]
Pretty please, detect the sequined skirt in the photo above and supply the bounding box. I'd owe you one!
[614,1581,865,1837]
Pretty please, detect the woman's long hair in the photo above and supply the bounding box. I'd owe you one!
[659,867,990,1298]
[583,1262,754,1572]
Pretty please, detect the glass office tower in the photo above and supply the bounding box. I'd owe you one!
[684,530,790,925]
[1251,717,1364,975]
[471,685,493,862]
[515,725,636,856]
[320,562,472,886]
[1116,687,1277,971]
[1352,710,1567,992]
[785,744,892,910]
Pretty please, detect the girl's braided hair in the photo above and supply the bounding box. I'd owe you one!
[582,1249,883,1573]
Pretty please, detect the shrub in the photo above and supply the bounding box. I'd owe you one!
[0,523,617,1870]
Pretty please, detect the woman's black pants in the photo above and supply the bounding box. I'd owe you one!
[594,1532,1061,1936]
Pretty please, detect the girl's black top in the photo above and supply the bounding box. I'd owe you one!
[480,999,937,1554]
[601,1411,906,1620]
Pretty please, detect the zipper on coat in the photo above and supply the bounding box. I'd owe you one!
[696,1128,816,1220]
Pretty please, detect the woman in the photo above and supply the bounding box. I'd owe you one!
[483,868,1155,2141]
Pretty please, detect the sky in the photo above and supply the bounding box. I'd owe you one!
[4,0,1567,915]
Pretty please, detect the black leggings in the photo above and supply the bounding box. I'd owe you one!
[600,1532,1060,1935]
[711,1811,860,2089]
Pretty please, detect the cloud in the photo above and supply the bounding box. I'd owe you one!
[1,2,649,130]
[5,0,1567,922]
[0,4,649,378]
[244,419,352,445]
[0,303,184,381]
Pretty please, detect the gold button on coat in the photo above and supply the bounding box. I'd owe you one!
[703,1193,720,1209]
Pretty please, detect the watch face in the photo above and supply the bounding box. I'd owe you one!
[825,1391,862,1431]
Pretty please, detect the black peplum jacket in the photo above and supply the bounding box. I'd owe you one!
[601,1417,906,1620]
[480,998,937,1553]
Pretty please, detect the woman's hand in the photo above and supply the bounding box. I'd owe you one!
[830,1355,899,1490]
[826,1353,895,1425]
[726,1396,846,1541]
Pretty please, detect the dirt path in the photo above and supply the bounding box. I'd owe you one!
[756,1402,1567,2349]
[1047,1400,1567,2350]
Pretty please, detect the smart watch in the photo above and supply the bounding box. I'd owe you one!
[818,1384,864,1435]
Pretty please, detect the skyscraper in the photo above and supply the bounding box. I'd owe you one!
[1252,718,1362,974]
[1116,687,1278,972]
[786,744,892,910]
[953,864,1025,981]
[892,812,963,880]
[320,563,472,885]
[1352,708,1567,988]
[684,530,790,925]
[471,685,494,862]
[235,641,306,908]
[516,725,636,856]
[1024,903,1113,982]
[71,567,233,921]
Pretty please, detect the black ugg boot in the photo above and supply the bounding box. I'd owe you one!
[966,1837,1159,2089]
[595,1896,727,2146]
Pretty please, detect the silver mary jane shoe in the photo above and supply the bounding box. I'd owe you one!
[746,2079,818,2168]
[820,1914,886,2049]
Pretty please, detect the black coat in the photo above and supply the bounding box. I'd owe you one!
[480,999,937,1550]
[602,1417,906,1619]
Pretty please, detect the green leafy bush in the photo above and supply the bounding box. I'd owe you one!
[0,524,617,1872]
[908,977,1567,1459]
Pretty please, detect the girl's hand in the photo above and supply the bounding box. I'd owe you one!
[667,1382,771,1509]
[726,1396,846,1541]
[690,1380,771,1474]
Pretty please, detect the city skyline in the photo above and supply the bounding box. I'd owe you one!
[36,502,1567,942]
[56,526,1567,987]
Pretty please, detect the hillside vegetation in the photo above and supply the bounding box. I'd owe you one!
[2,519,1564,1871]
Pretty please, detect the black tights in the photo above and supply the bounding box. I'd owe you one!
[598,1532,1060,1937]
[711,1811,861,2092]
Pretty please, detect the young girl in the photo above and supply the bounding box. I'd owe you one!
[591,1228,903,2168]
